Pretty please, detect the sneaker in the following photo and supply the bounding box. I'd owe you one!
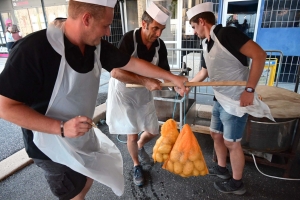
[133,165,144,186]
[208,165,231,179]
[214,179,246,195]
[138,147,153,166]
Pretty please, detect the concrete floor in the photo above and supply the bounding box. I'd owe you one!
[1,121,300,200]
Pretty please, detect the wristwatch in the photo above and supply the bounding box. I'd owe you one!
[245,87,255,93]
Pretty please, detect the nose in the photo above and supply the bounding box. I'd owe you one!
[156,29,162,37]
[105,26,111,36]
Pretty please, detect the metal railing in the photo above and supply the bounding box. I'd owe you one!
[167,48,300,95]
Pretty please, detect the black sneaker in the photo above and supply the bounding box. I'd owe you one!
[133,165,144,186]
[208,165,231,179]
[138,147,153,166]
[214,179,246,195]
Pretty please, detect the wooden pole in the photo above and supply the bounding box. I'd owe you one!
[126,81,247,88]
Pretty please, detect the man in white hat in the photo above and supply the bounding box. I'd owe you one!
[106,2,171,186]
[182,2,272,195]
[0,0,187,199]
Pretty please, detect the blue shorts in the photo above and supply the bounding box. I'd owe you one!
[210,101,248,142]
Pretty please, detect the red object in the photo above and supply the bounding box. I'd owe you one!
[0,53,9,58]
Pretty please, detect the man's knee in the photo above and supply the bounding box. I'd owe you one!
[71,178,93,200]
[127,134,138,143]
[224,140,242,151]
[142,131,157,139]
[211,131,223,142]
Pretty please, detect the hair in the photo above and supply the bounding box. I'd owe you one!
[68,0,107,20]
[10,24,20,33]
[142,11,154,26]
[190,12,216,25]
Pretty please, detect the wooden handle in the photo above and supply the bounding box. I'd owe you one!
[126,81,247,88]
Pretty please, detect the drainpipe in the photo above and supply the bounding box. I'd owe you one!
[294,65,300,93]
[40,0,48,28]
[118,0,125,35]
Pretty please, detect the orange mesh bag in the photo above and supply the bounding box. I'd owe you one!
[152,119,179,163]
[162,124,208,177]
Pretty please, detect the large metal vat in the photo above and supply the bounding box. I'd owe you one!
[241,117,298,153]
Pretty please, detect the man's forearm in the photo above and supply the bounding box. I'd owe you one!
[111,68,150,85]
[0,95,61,135]
[239,40,267,89]
[190,68,208,82]
[247,52,266,88]
[121,57,174,82]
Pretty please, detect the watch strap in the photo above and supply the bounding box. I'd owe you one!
[245,87,255,93]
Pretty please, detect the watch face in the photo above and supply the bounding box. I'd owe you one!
[246,87,254,92]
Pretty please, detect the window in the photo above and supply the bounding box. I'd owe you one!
[262,0,300,28]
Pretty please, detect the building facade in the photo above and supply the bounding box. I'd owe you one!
[0,0,123,52]
[0,0,299,86]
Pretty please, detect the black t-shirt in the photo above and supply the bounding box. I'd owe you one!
[118,28,170,71]
[0,29,131,159]
[201,24,250,69]
[201,24,250,101]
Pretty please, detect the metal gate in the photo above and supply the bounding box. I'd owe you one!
[166,48,295,97]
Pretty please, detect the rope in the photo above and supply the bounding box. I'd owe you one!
[172,93,179,119]
[117,131,144,144]
[172,93,187,126]
[183,93,186,125]
[251,153,300,181]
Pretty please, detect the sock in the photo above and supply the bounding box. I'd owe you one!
[231,178,242,188]
[217,165,227,173]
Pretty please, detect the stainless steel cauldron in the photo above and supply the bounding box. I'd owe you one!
[241,117,298,153]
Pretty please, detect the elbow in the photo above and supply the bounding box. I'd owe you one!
[110,68,120,79]
[253,50,267,63]
[262,51,267,60]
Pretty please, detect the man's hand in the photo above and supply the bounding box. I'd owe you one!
[240,91,254,107]
[142,78,162,91]
[63,115,93,138]
[174,86,190,96]
[171,75,189,96]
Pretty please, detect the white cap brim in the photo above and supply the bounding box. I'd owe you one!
[187,2,213,20]
[146,2,169,25]
[73,0,116,8]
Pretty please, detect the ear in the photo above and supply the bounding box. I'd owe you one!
[142,20,147,29]
[199,18,205,26]
[82,13,92,27]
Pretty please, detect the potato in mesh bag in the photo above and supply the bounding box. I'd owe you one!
[162,124,208,177]
[152,119,179,163]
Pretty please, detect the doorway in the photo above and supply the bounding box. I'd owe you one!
[221,0,261,41]
[0,12,13,55]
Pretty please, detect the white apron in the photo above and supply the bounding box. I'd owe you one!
[107,28,160,135]
[203,25,274,121]
[32,20,124,196]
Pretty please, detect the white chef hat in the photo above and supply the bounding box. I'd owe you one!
[146,2,170,25]
[186,2,213,20]
[73,0,117,8]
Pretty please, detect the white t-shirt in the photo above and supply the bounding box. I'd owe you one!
[6,32,14,43]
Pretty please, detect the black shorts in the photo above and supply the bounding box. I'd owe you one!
[33,159,87,200]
